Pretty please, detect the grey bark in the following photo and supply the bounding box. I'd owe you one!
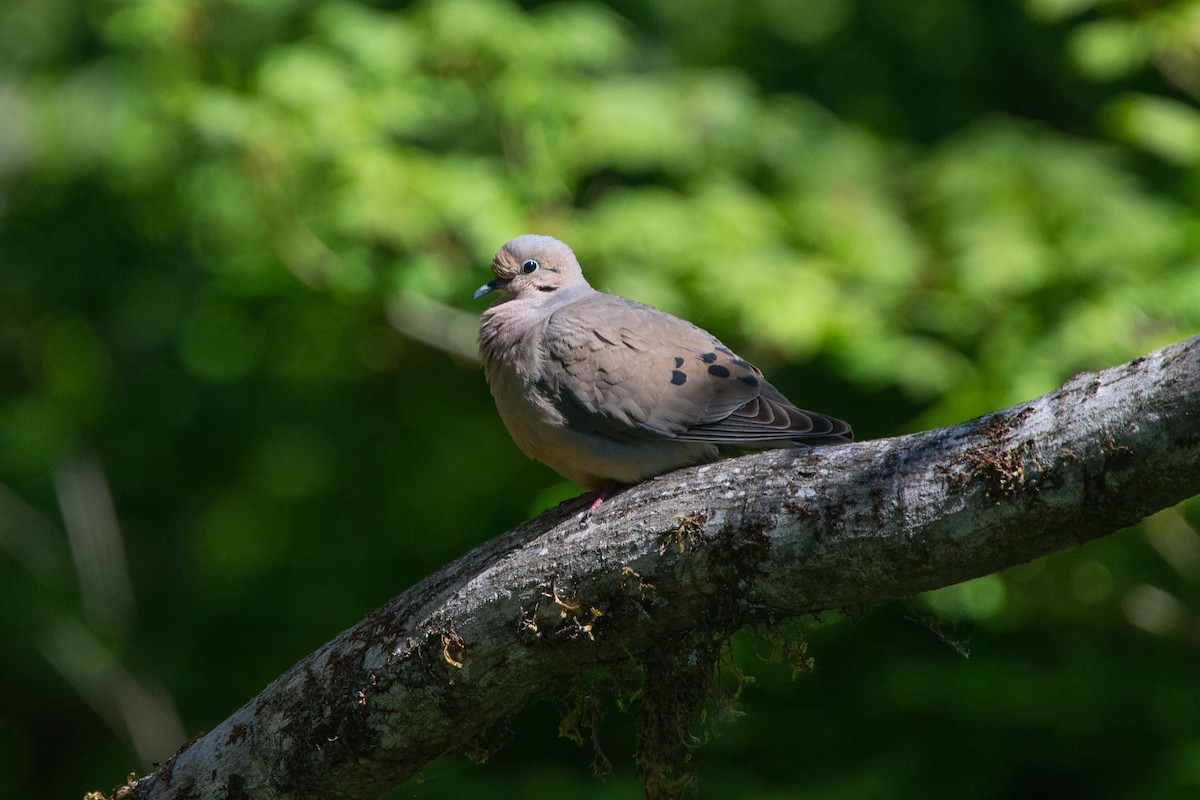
[113,334,1200,800]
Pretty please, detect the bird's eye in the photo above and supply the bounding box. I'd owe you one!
[520,259,540,274]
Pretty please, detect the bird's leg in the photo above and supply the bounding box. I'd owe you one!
[559,481,622,522]
[585,481,619,517]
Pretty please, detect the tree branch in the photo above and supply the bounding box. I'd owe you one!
[117,334,1200,800]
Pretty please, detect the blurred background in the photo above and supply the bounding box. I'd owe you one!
[1,0,1199,797]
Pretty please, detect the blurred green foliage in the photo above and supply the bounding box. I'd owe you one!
[1,0,1199,798]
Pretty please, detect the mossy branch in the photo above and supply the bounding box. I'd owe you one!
[111,334,1200,800]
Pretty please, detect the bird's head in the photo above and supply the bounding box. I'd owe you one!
[473,235,588,304]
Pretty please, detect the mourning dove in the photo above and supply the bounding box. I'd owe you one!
[475,235,851,492]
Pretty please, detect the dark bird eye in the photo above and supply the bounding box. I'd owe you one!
[520,259,539,274]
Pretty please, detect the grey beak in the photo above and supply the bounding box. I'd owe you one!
[473,278,504,300]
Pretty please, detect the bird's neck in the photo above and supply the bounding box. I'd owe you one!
[479,287,591,378]
[479,300,548,378]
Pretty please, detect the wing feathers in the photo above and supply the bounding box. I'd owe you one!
[543,293,852,448]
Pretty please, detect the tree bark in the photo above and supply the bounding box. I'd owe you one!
[112,334,1200,800]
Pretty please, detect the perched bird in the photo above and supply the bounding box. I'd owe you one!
[475,235,851,494]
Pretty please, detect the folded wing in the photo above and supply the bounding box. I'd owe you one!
[542,294,851,447]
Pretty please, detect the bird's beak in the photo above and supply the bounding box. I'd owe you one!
[473,278,505,300]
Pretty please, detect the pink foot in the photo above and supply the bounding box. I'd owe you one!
[561,481,620,522]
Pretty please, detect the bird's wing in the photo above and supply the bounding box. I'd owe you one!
[541,293,851,445]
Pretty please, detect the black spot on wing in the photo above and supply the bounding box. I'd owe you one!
[738,375,759,387]
[674,356,684,368]
[671,370,687,385]
[707,364,731,378]
[700,352,717,363]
